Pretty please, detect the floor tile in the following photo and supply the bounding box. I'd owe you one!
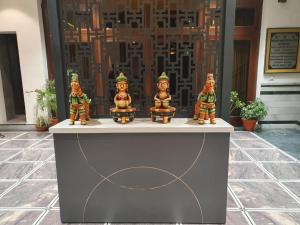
[38,210,97,225]
[0,140,7,144]
[46,134,53,140]
[227,191,238,208]
[282,182,300,199]
[0,150,22,161]
[0,140,39,149]
[0,181,58,207]
[8,149,54,162]
[0,210,43,225]
[248,211,300,225]
[234,139,274,149]
[15,132,49,140]
[230,182,300,209]
[230,141,239,149]
[263,163,300,180]
[255,128,300,160]
[35,210,61,225]
[0,181,16,195]
[27,163,57,179]
[231,132,257,140]
[245,149,295,161]
[0,162,40,179]
[229,149,252,162]
[52,198,59,208]
[228,163,270,180]
[32,140,54,149]
[226,211,250,225]
[0,132,25,140]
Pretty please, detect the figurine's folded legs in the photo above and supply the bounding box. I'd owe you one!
[208,107,216,124]
[69,104,77,125]
[198,105,207,125]
[194,101,201,120]
[78,104,87,125]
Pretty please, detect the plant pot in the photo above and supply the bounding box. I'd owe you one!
[35,125,49,132]
[242,119,257,132]
[229,115,242,127]
[51,118,59,126]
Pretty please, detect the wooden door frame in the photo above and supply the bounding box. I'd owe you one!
[234,0,263,101]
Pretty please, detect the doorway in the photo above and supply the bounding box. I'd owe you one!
[233,0,263,101]
[0,34,26,124]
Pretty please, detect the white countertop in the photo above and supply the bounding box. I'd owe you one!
[49,118,233,133]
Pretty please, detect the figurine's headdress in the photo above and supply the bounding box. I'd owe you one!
[157,72,169,82]
[207,73,214,81]
[116,72,128,82]
[71,73,79,82]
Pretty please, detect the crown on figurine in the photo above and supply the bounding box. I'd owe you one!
[71,73,79,81]
[157,72,169,82]
[207,73,214,80]
[116,72,128,82]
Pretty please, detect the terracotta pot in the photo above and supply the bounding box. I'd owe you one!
[242,119,257,132]
[51,118,59,126]
[35,125,49,132]
[229,115,242,127]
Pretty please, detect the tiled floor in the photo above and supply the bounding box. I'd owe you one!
[0,131,299,225]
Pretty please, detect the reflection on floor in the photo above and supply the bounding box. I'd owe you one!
[255,128,300,160]
[0,131,299,225]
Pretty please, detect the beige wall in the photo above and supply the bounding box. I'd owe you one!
[0,0,48,124]
[256,0,300,122]
[257,0,300,92]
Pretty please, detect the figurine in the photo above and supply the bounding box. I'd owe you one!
[110,72,136,124]
[194,73,216,125]
[150,72,176,124]
[69,73,90,125]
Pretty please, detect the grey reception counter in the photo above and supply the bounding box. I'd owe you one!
[50,118,233,224]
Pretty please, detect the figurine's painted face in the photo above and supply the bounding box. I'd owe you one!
[206,78,215,88]
[71,80,82,96]
[116,81,128,92]
[157,79,169,92]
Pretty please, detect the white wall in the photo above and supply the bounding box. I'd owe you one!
[0,0,48,124]
[256,0,300,122]
[257,0,300,91]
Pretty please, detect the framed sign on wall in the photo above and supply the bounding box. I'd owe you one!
[265,28,300,73]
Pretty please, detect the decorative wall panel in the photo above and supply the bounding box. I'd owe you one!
[60,0,224,117]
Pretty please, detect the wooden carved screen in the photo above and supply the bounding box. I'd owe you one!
[60,0,223,117]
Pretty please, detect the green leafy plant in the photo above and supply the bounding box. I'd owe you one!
[33,79,57,118]
[45,80,57,117]
[241,99,268,120]
[230,91,246,114]
[36,116,50,127]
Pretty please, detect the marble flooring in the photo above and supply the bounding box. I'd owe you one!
[0,131,299,225]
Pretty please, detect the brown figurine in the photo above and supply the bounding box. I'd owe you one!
[69,73,91,125]
[150,72,176,124]
[194,73,216,125]
[110,72,136,124]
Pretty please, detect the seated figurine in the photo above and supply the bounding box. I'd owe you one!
[194,73,216,125]
[69,73,91,125]
[110,72,136,124]
[150,72,176,124]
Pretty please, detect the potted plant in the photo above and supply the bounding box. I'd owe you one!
[46,80,58,125]
[36,116,50,132]
[229,91,245,126]
[33,79,58,126]
[240,99,268,131]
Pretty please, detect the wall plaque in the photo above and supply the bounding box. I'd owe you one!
[265,28,300,73]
